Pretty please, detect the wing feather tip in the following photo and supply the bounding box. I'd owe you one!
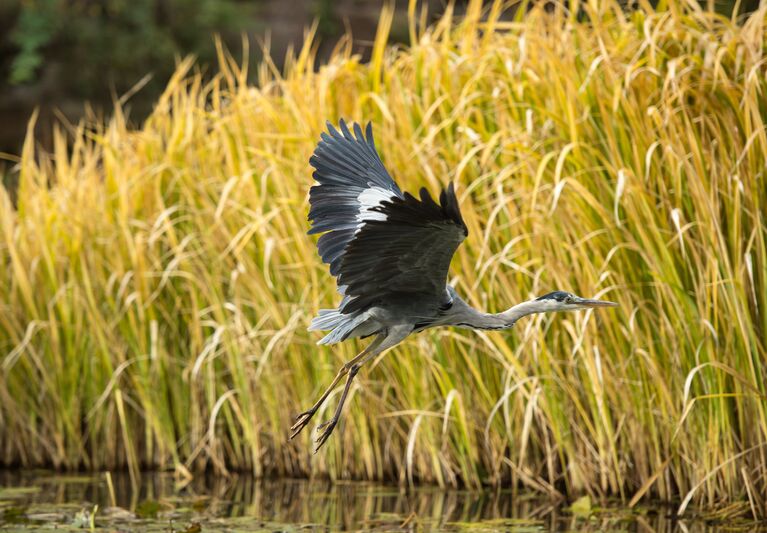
[339,119,353,139]
[352,122,365,142]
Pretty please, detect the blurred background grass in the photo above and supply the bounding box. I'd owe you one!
[0,0,760,154]
[1,0,766,519]
[0,0,459,156]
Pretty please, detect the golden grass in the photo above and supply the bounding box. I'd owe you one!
[1,0,766,517]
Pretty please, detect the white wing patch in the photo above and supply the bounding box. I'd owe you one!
[356,186,394,223]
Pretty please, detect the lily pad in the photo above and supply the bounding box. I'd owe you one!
[568,495,593,517]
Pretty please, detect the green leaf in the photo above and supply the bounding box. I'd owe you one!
[568,495,592,517]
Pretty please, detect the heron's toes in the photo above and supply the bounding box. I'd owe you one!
[313,419,338,452]
[289,409,315,440]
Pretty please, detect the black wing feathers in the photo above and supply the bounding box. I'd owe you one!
[337,184,468,314]
[308,119,468,316]
[308,121,400,201]
[308,119,402,277]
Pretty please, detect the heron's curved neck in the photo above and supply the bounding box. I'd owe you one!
[499,300,553,326]
[446,294,548,330]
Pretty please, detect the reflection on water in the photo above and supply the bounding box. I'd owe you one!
[0,470,762,532]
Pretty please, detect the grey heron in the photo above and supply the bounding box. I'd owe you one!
[291,120,617,451]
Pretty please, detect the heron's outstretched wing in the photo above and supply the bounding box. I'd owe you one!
[308,120,468,315]
[336,184,467,314]
[308,120,403,279]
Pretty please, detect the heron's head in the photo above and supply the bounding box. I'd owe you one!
[534,291,617,312]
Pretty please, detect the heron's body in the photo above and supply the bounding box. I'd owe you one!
[291,120,617,450]
[311,287,546,342]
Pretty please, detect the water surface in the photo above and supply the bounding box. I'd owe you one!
[0,471,762,532]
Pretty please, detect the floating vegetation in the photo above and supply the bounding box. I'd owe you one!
[0,473,764,532]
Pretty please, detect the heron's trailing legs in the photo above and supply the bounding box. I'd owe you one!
[289,325,412,451]
[313,352,373,450]
[289,334,385,442]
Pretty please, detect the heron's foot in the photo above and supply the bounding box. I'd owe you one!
[289,409,316,440]
[314,417,338,452]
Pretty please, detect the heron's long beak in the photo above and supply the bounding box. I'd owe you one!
[573,297,618,308]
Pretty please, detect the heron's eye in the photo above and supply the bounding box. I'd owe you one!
[564,295,573,304]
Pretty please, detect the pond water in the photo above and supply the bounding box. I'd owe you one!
[0,471,763,532]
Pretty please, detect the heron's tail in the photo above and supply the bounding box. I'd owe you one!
[309,309,367,345]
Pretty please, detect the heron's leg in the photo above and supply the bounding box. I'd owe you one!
[289,334,385,440]
[313,325,412,452]
[313,350,379,451]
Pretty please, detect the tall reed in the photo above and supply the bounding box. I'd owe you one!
[1,0,765,517]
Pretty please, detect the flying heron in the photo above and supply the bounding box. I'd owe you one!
[291,120,617,451]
